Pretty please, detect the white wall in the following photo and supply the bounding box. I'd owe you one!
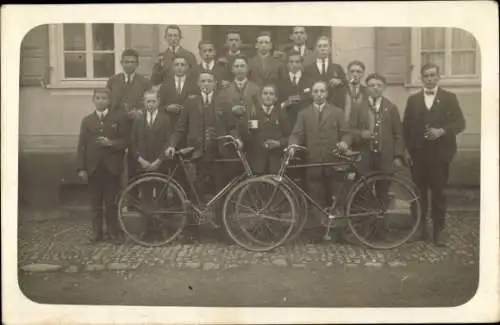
[331,27,375,74]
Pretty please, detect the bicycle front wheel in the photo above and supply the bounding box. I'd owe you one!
[222,177,297,252]
[345,173,422,250]
[117,174,188,247]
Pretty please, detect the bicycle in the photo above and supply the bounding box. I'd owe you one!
[116,135,296,251]
[229,144,423,250]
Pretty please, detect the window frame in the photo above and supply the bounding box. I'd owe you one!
[48,23,125,88]
[410,27,480,86]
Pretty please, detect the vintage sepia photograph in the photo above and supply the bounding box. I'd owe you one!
[3,2,499,324]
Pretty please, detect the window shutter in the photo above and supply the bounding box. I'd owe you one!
[375,27,411,85]
[125,24,160,77]
[20,24,50,87]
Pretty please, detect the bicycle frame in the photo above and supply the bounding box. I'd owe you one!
[169,138,255,212]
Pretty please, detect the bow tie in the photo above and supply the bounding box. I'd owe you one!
[425,90,435,95]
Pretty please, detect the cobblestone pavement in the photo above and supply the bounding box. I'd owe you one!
[17,209,479,274]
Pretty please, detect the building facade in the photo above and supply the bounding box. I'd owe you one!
[19,24,481,209]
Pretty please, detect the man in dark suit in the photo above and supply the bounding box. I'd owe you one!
[277,50,314,128]
[344,60,368,124]
[403,63,466,246]
[248,31,284,87]
[304,36,347,110]
[235,84,292,175]
[151,25,198,86]
[158,54,199,143]
[289,26,316,67]
[76,88,128,244]
[130,89,173,241]
[166,72,234,199]
[106,48,152,186]
[193,40,228,88]
[289,81,351,238]
[217,28,245,83]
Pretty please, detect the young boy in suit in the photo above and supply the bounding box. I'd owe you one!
[76,88,128,244]
[106,48,152,186]
[151,25,198,86]
[237,84,292,175]
[130,89,173,241]
[289,81,351,239]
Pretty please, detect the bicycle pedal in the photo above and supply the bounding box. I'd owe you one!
[323,235,332,241]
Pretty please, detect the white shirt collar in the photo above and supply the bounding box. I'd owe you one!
[123,72,135,83]
[262,104,274,114]
[202,60,215,70]
[314,102,326,112]
[289,70,302,81]
[423,86,439,95]
[235,78,247,87]
[169,46,179,53]
[294,44,306,56]
[368,97,382,111]
[96,108,108,119]
[229,50,241,56]
[202,91,214,102]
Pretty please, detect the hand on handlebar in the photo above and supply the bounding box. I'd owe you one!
[164,146,176,158]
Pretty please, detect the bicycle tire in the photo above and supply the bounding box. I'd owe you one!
[345,173,422,250]
[222,176,297,252]
[117,174,188,247]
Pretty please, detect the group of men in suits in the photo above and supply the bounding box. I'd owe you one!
[76,25,465,247]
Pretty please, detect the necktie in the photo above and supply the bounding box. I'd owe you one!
[425,90,435,95]
[147,112,152,127]
[127,74,132,84]
[322,59,326,75]
[176,78,182,95]
[317,107,323,123]
[204,94,210,106]
[98,113,103,122]
[292,74,297,85]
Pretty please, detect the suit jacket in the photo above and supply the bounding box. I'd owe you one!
[248,54,284,86]
[349,96,405,171]
[217,79,261,111]
[151,46,198,85]
[343,84,368,123]
[289,103,352,163]
[403,87,466,164]
[106,73,152,112]
[130,110,172,166]
[76,109,128,176]
[236,105,292,174]
[304,60,348,110]
[277,72,314,128]
[158,73,199,128]
[170,92,232,160]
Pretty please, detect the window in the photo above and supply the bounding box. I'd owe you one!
[49,23,125,87]
[411,27,480,84]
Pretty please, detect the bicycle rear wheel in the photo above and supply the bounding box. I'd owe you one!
[117,174,188,247]
[222,177,297,252]
[345,173,422,250]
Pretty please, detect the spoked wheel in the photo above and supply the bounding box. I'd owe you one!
[117,174,188,247]
[282,176,308,243]
[345,173,422,250]
[222,177,296,252]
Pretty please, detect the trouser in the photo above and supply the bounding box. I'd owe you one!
[187,159,219,202]
[88,163,122,239]
[357,151,391,211]
[411,157,450,232]
[305,166,342,211]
